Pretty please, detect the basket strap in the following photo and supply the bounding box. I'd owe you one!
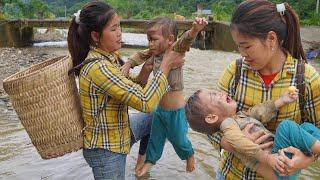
[68,57,102,75]
[296,59,305,122]
[233,58,242,98]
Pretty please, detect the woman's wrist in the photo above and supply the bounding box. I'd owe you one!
[159,64,169,76]
[159,59,171,76]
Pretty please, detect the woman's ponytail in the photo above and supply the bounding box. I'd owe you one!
[282,3,306,61]
[67,17,90,76]
[231,0,306,61]
[67,2,116,76]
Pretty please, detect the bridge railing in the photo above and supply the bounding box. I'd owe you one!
[0,19,236,51]
[6,19,214,31]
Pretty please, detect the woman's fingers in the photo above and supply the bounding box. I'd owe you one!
[278,149,296,175]
[274,151,287,175]
[259,141,273,150]
[255,133,273,144]
[251,130,265,142]
[243,123,254,133]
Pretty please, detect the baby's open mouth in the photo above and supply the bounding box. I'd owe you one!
[226,96,232,103]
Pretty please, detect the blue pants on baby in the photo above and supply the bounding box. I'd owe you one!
[272,120,320,180]
[145,106,194,164]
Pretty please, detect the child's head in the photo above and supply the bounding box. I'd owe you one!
[68,1,119,75]
[230,0,305,71]
[185,89,237,135]
[146,17,178,56]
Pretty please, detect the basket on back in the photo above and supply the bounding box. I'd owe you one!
[3,55,84,159]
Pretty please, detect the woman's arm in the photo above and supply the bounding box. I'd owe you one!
[121,49,151,77]
[92,50,184,113]
[135,58,154,86]
[277,146,317,176]
[275,65,320,175]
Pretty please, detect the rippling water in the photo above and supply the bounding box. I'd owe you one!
[0,47,319,180]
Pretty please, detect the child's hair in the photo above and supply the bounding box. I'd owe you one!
[231,0,305,60]
[185,90,219,135]
[146,17,178,40]
[67,1,116,76]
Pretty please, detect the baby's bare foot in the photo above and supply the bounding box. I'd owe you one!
[137,163,153,177]
[186,155,195,172]
[135,154,145,175]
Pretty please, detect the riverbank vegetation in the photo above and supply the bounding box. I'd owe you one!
[0,0,319,25]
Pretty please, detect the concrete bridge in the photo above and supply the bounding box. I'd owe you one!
[0,19,236,51]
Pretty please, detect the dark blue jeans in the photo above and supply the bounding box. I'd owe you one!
[83,113,152,180]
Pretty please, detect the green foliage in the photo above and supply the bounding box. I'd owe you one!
[211,1,236,21]
[301,12,320,26]
[1,0,51,19]
[0,0,319,26]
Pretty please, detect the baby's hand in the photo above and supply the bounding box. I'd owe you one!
[189,17,208,38]
[121,61,132,77]
[275,88,298,109]
[281,87,299,104]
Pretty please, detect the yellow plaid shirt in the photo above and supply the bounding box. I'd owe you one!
[79,47,168,154]
[209,53,320,179]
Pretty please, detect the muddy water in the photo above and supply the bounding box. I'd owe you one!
[0,47,319,179]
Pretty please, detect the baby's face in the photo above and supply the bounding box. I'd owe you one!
[147,27,170,56]
[198,89,237,117]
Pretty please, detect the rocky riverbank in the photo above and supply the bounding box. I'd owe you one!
[0,48,59,97]
[1,44,319,179]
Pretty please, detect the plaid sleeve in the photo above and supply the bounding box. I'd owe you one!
[207,132,223,152]
[217,60,237,96]
[304,64,320,128]
[172,31,195,53]
[127,74,139,84]
[128,49,151,67]
[91,61,168,113]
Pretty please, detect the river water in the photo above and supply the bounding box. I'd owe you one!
[0,45,319,179]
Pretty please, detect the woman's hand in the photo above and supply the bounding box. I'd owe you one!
[120,61,132,77]
[137,59,153,86]
[242,123,274,151]
[277,147,315,176]
[160,49,185,76]
[266,153,281,172]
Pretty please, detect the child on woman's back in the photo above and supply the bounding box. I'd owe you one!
[185,88,320,179]
[121,17,208,176]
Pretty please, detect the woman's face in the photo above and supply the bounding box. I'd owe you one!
[99,13,122,53]
[231,30,273,71]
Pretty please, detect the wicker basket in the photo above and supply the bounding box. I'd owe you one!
[3,55,84,159]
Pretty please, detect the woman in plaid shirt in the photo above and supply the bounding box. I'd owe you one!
[210,0,320,179]
[67,2,185,180]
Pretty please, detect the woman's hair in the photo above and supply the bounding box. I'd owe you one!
[185,90,218,135]
[231,0,305,60]
[67,1,116,76]
[146,17,178,40]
